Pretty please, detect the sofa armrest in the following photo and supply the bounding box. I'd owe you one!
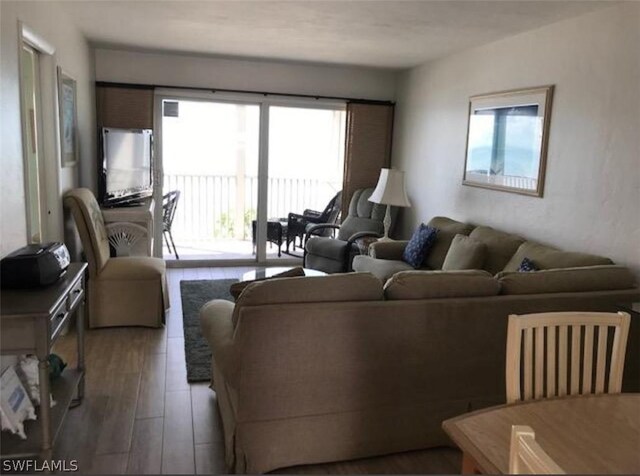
[200,300,238,384]
[369,240,409,260]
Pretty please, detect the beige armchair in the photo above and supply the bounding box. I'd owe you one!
[64,188,168,328]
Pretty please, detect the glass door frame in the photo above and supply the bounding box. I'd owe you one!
[153,88,346,267]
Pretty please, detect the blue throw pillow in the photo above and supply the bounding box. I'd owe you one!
[402,224,438,269]
[518,257,538,272]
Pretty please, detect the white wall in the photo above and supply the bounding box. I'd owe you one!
[95,48,397,101]
[0,1,96,258]
[393,3,640,275]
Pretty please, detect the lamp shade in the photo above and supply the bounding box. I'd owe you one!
[368,168,411,207]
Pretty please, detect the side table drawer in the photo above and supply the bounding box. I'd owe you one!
[50,301,69,341]
[66,278,84,311]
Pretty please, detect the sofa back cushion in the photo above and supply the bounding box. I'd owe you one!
[384,270,500,300]
[441,234,487,270]
[468,226,525,275]
[424,217,475,270]
[233,272,384,326]
[503,241,613,272]
[497,265,636,295]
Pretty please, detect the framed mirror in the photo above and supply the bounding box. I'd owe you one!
[463,85,554,197]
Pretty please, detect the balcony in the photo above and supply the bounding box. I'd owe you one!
[163,173,341,260]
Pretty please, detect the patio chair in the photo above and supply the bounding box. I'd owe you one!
[286,191,342,253]
[304,188,395,273]
[163,190,180,259]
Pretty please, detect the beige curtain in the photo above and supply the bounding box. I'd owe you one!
[96,85,154,129]
[341,102,395,218]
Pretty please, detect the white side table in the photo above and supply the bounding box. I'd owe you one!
[101,199,154,256]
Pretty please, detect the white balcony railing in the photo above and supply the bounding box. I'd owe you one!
[163,174,341,242]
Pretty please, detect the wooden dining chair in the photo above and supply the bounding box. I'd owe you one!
[509,425,564,474]
[506,311,630,403]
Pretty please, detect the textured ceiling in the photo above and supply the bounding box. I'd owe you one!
[60,1,610,69]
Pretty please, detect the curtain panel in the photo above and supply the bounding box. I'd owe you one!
[341,102,395,218]
[96,85,154,129]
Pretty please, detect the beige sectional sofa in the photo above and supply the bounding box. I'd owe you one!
[353,216,614,281]
[200,217,639,473]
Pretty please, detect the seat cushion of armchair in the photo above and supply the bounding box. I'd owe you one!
[352,255,416,281]
[305,235,352,260]
[98,256,166,281]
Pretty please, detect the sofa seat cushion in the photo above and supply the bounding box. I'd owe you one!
[442,234,487,270]
[98,257,166,281]
[468,226,525,275]
[305,236,351,260]
[424,217,475,270]
[497,265,636,295]
[503,241,613,272]
[233,272,384,325]
[352,255,416,281]
[383,270,500,300]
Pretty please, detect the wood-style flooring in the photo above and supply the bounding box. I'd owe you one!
[52,266,461,474]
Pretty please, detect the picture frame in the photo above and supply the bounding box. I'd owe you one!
[57,66,78,167]
[462,85,554,197]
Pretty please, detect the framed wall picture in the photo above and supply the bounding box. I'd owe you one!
[462,85,554,197]
[57,66,78,167]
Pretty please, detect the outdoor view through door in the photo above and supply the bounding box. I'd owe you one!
[161,99,345,261]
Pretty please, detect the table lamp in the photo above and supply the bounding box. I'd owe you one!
[368,168,411,241]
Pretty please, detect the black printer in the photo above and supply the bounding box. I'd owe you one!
[1,242,70,289]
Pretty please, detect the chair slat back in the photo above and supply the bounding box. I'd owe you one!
[506,312,630,403]
[163,190,180,229]
[509,425,564,474]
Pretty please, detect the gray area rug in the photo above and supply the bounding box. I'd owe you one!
[180,278,237,382]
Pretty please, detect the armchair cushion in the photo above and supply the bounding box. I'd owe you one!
[305,235,352,260]
[98,256,166,281]
[338,216,384,242]
[441,234,487,270]
[402,224,438,268]
[63,188,111,276]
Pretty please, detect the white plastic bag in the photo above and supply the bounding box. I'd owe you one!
[16,355,56,407]
[0,366,37,439]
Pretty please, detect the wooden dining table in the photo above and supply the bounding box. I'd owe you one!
[442,393,640,474]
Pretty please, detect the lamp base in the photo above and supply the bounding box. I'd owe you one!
[381,204,392,240]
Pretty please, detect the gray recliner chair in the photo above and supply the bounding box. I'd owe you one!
[304,188,394,273]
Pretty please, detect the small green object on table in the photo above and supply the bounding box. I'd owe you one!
[48,354,67,380]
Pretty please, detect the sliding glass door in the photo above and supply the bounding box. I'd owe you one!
[161,99,260,260]
[267,105,345,256]
[156,93,346,263]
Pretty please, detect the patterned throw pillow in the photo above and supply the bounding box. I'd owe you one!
[518,257,538,272]
[402,224,438,269]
